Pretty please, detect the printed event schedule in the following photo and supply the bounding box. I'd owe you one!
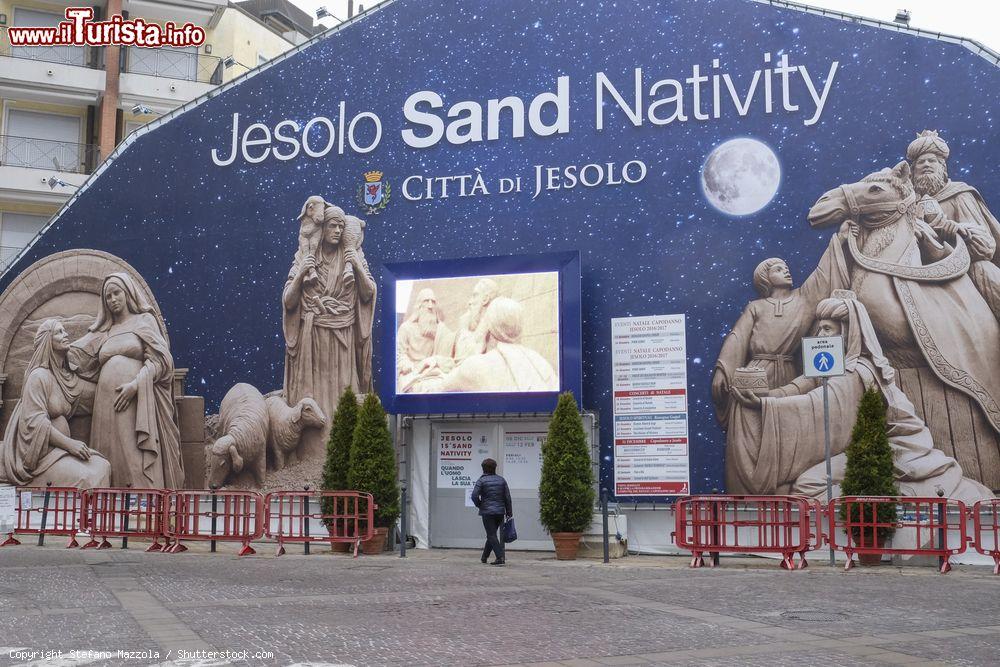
[611,314,691,496]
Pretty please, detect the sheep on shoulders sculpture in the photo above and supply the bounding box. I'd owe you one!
[205,382,328,488]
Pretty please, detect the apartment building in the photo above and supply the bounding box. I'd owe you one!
[0,0,318,270]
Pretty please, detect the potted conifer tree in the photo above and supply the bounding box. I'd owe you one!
[347,393,400,555]
[321,388,358,552]
[840,387,898,566]
[539,391,595,560]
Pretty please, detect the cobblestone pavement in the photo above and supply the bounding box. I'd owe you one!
[1,543,998,666]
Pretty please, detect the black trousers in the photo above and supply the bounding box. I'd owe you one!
[481,514,505,562]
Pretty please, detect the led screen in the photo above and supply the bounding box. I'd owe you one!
[379,251,581,414]
[394,270,561,395]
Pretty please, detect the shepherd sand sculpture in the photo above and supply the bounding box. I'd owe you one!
[205,198,369,489]
[283,201,377,420]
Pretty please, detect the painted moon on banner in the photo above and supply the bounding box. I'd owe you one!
[701,138,781,216]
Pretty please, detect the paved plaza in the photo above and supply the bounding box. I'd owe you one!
[0,543,998,667]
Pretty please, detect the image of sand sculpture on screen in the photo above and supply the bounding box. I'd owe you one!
[394,272,560,394]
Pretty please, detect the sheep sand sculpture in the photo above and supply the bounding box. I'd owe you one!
[266,395,326,470]
[206,383,329,488]
[207,383,269,488]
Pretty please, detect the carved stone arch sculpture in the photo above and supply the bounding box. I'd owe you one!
[0,249,167,433]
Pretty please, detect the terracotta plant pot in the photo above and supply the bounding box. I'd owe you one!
[857,534,887,566]
[858,551,883,566]
[361,527,389,555]
[330,541,352,553]
[551,532,582,560]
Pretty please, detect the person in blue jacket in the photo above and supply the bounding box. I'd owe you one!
[471,458,512,565]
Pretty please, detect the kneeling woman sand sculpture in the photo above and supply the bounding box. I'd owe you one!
[0,319,110,488]
[728,292,992,502]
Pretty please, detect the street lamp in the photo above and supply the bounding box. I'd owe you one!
[316,6,344,23]
[46,176,77,190]
[316,6,343,20]
[223,56,251,70]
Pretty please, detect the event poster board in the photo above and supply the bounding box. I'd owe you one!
[436,426,494,506]
[0,486,15,535]
[502,431,546,490]
[611,315,690,496]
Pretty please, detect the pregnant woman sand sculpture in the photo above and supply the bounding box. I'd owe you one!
[69,273,184,488]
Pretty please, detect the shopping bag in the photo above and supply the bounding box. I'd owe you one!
[502,518,517,543]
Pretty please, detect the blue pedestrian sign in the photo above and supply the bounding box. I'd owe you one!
[802,336,845,378]
[813,352,834,372]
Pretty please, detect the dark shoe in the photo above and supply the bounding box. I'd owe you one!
[490,559,505,566]
[481,558,488,564]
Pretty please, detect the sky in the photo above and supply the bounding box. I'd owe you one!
[290,0,1000,52]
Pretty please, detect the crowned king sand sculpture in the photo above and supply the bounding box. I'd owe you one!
[714,131,1000,497]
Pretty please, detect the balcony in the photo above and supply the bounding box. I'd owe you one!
[126,0,229,28]
[0,43,105,105]
[123,47,223,84]
[236,0,319,39]
[10,0,229,29]
[0,135,99,174]
[0,135,96,205]
[1,246,23,273]
[120,47,222,112]
[0,41,103,68]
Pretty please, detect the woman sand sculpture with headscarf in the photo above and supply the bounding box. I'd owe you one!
[0,319,110,488]
[727,291,992,503]
[69,273,184,488]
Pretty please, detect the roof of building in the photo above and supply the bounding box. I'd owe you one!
[233,0,319,38]
[757,0,997,65]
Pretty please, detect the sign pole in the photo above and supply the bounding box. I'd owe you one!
[822,376,834,567]
[802,333,845,569]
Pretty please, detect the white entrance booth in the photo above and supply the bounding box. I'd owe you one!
[401,413,598,550]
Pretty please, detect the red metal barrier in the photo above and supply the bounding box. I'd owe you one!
[805,498,827,554]
[829,496,967,573]
[163,490,265,556]
[0,486,84,548]
[80,488,167,551]
[672,495,818,569]
[971,499,1000,575]
[264,490,376,556]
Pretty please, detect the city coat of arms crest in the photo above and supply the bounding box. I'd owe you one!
[357,170,390,215]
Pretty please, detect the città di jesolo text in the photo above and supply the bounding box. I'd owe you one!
[210,53,839,167]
